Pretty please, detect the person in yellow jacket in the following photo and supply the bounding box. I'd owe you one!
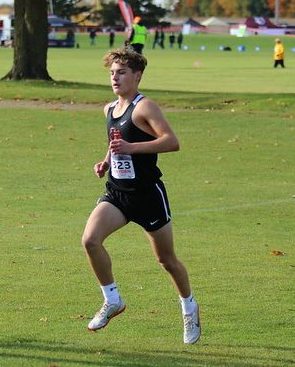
[128,16,147,54]
[273,38,285,68]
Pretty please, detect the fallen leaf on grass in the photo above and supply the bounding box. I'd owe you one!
[271,250,286,256]
[228,135,240,143]
[70,314,87,320]
[193,60,201,68]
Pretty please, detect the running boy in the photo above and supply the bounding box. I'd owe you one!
[82,47,201,344]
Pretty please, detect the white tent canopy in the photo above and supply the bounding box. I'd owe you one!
[201,17,228,27]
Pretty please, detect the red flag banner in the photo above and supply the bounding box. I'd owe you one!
[118,0,134,28]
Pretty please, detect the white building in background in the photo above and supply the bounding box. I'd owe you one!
[0,14,12,42]
[0,1,13,43]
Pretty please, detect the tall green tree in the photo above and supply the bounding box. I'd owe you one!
[2,0,51,80]
[196,0,212,16]
[236,0,250,17]
[96,1,118,27]
[247,0,270,16]
[50,0,91,19]
[173,0,197,17]
[127,0,167,27]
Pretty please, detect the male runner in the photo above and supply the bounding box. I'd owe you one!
[82,47,201,344]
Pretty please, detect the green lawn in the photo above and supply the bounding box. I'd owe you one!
[0,34,294,366]
[0,33,294,93]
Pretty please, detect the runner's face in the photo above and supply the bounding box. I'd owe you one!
[110,62,140,96]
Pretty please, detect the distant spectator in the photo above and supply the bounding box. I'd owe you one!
[169,32,175,48]
[159,28,165,49]
[89,29,96,46]
[273,38,285,68]
[153,27,160,49]
[128,16,148,54]
[66,29,75,42]
[109,29,115,48]
[177,32,183,49]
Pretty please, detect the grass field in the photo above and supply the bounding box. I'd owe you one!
[0,33,294,367]
[0,33,295,93]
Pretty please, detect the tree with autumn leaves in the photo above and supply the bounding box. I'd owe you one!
[174,0,295,18]
[267,0,295,17]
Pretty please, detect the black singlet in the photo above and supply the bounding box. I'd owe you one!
[106,93,162,191]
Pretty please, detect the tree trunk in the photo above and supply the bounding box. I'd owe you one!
[2,0,52,80]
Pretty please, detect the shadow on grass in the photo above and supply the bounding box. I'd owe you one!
[0,338,293,367]
[0,79,102,90]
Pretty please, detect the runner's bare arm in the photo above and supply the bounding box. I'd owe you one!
[94,150,110,178]
[109,98,179,155]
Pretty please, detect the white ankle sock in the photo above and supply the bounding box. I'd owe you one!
[179,294,197,315]
[100,282,120,304]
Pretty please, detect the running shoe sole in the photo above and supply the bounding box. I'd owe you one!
[88,304,126,331]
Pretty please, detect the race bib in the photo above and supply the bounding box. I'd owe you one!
[111,154,135,179]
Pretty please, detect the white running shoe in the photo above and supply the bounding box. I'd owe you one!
[183,304,201,344]
[88,298,126,331]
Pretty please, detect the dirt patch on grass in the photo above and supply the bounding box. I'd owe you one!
[0,99,103,111]
[0,98,185,112]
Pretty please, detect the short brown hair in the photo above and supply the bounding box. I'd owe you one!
[103,47,147,73]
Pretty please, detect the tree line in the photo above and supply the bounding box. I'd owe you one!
[46,1,295,29]
[174,0,295,18]
[50,0,166,29]
[51,0,295,22]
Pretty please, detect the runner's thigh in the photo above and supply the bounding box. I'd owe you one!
[145,222,176,260]
[83,201,127,243]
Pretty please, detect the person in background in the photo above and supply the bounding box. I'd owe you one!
[82,47,201,345]
[109,29,115,48]
[177,32,183,49]
[89,29,96,46]
[273,38,285,68]
[66,29,75,42]
[152,27,160,49]
[128,16,148,54]
[169,32,175,48]
[159,28,165,49]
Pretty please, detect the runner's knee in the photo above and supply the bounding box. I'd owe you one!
[157,255,178,273]
[81,233,100,252]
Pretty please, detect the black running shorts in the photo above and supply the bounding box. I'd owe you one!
[98,180,171,232]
